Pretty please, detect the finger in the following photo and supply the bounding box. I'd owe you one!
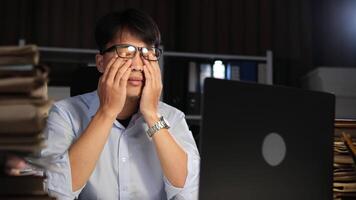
[147,53,158,62]
[101,55,118,82]
[114,59,132,86]
[106,57,126,84]
[143,59,159,87]
[142,64,152,87]
[152,61,162,85]
[97,76,103,93]
[145,58,160,76]
[119,60,133,87]
[142,59,154,79]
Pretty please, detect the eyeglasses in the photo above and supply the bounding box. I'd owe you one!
[100,44,163,61]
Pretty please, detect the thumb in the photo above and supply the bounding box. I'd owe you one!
[97,76,103,93]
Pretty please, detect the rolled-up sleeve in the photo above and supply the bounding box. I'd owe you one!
[41,105,84,200]
[164,112,200,200]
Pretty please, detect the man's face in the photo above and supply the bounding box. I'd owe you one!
[96,31,147,99]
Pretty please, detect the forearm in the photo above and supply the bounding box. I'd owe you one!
[147,116,188,188]
[153,130,188,187]
[141,58,188,188]
[68,109,115,191]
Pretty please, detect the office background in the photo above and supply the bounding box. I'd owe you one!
[1,0,356,87]
[1,2,356,199]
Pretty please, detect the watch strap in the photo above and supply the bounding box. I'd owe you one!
[146,116,169,137]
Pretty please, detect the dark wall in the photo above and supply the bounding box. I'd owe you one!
[312,0,356,67]
[1,0,355,86]
[0,0,176,49]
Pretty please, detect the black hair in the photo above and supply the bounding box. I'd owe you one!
[94,8,161,52]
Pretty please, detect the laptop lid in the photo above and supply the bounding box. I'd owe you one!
[199,78,335,200]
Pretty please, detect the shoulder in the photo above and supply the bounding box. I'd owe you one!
[50,91,97,119]
[158,101,185,121]
[54,91,95,109]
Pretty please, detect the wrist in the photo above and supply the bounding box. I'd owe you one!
[96,107,117,122]
[144,112,160,127]
[146,115,170,138]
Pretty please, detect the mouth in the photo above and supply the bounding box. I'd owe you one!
[128,77,144,86]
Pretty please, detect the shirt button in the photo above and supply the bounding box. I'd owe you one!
[122,157,127,162]
[122,186,128,191]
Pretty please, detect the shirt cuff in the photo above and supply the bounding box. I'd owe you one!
[44,151,85,199]
[164,151,200,200]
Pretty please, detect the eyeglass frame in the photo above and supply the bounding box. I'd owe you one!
[99,44,163,61]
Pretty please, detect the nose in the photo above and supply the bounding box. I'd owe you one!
[131,51,144,71]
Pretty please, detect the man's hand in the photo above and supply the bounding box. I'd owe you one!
[140,58,162,125]
[97,55,132,119]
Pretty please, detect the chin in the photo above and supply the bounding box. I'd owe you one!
[126,88,142,99]
[126,94,141,100]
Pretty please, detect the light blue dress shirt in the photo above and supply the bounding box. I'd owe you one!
[41,91,200,200]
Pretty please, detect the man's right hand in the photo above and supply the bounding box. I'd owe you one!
[69,55,133,191]
[97,55,132,119]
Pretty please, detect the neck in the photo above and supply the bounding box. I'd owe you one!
[117,97,139,120]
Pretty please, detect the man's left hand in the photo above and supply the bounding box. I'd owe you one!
[140,58,162,125]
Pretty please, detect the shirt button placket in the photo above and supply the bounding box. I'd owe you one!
[119,131,130,199]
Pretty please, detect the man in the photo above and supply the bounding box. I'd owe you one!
[41,8,200,200]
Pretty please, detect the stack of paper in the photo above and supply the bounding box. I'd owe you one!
[334,119,356,200]
[0,45,55,199]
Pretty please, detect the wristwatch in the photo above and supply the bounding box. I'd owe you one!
[146,116,170,137]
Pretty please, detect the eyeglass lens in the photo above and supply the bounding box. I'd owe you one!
[115,45,160,61]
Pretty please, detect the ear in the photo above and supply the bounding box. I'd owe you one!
[95,54,104,73]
